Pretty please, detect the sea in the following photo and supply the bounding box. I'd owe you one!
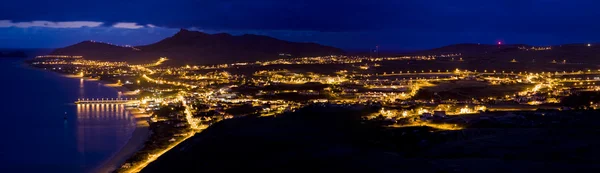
[0,57,137,173]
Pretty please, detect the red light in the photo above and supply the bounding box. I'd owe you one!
[498,41,502,45]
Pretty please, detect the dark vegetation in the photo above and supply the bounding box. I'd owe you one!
[414,82,531,100]
[233,82,333,101]
[561,91,600,109]
[233,82,330,93]
[259,92,332,101]
[223,104,261,115]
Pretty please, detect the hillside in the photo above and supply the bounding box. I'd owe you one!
[50,29,344,65]
[140,106,418,173]
[51,41,140,62]
[139,106,600,173]
[412,43,600,64]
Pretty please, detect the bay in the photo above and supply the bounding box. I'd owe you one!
[0,58,136,173]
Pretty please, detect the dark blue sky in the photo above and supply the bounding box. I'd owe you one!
[1,0,599,50]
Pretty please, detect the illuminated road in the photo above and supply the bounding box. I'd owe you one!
[142,74,196,88]
[124,92,204,173]
[178,93,201,130]
[39,54,600,172]
[124,132,196,173]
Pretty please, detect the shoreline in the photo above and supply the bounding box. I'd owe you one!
[61,73,151,173]
[64,74,151,173]
[93,109,151,173]
[62,74,133,96]
[23,62,150,173]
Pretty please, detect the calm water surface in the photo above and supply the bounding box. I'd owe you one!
[0,58,136,173]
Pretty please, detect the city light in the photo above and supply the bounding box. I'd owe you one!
[28,51,600,172]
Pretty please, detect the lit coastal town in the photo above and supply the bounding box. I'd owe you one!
[7,2,600,173]
[26,49,600,172]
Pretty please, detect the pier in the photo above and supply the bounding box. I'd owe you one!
[75,98,139,104]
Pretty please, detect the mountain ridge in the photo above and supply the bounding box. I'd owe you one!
[408,42,600,64]
[50,29,344,65]
[50,30,600,65]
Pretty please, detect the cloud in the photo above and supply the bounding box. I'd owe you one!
[0,20,103,28]
[146,24,156,28]
[112,22,145,29]
[0,25,180,48]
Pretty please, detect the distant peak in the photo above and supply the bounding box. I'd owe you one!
[178,28,190,33]
[78,40,101,45]
[174,28,208,38]
[175,28,192,35]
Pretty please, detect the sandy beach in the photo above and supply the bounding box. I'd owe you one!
[93,109,151,173]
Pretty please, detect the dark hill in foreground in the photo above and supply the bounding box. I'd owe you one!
[140,105,420,173]
[140,105,600,173]
[50,29,344,65]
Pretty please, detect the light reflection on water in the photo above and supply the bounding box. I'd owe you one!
[72,76,136,172]
[0,58,136,173]
[76,104,134,152]
[74,103,136,172]
[79,78,85,96]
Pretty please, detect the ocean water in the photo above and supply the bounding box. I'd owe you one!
[0,58,136,173]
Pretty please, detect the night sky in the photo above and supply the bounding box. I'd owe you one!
[1,0,599,51]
